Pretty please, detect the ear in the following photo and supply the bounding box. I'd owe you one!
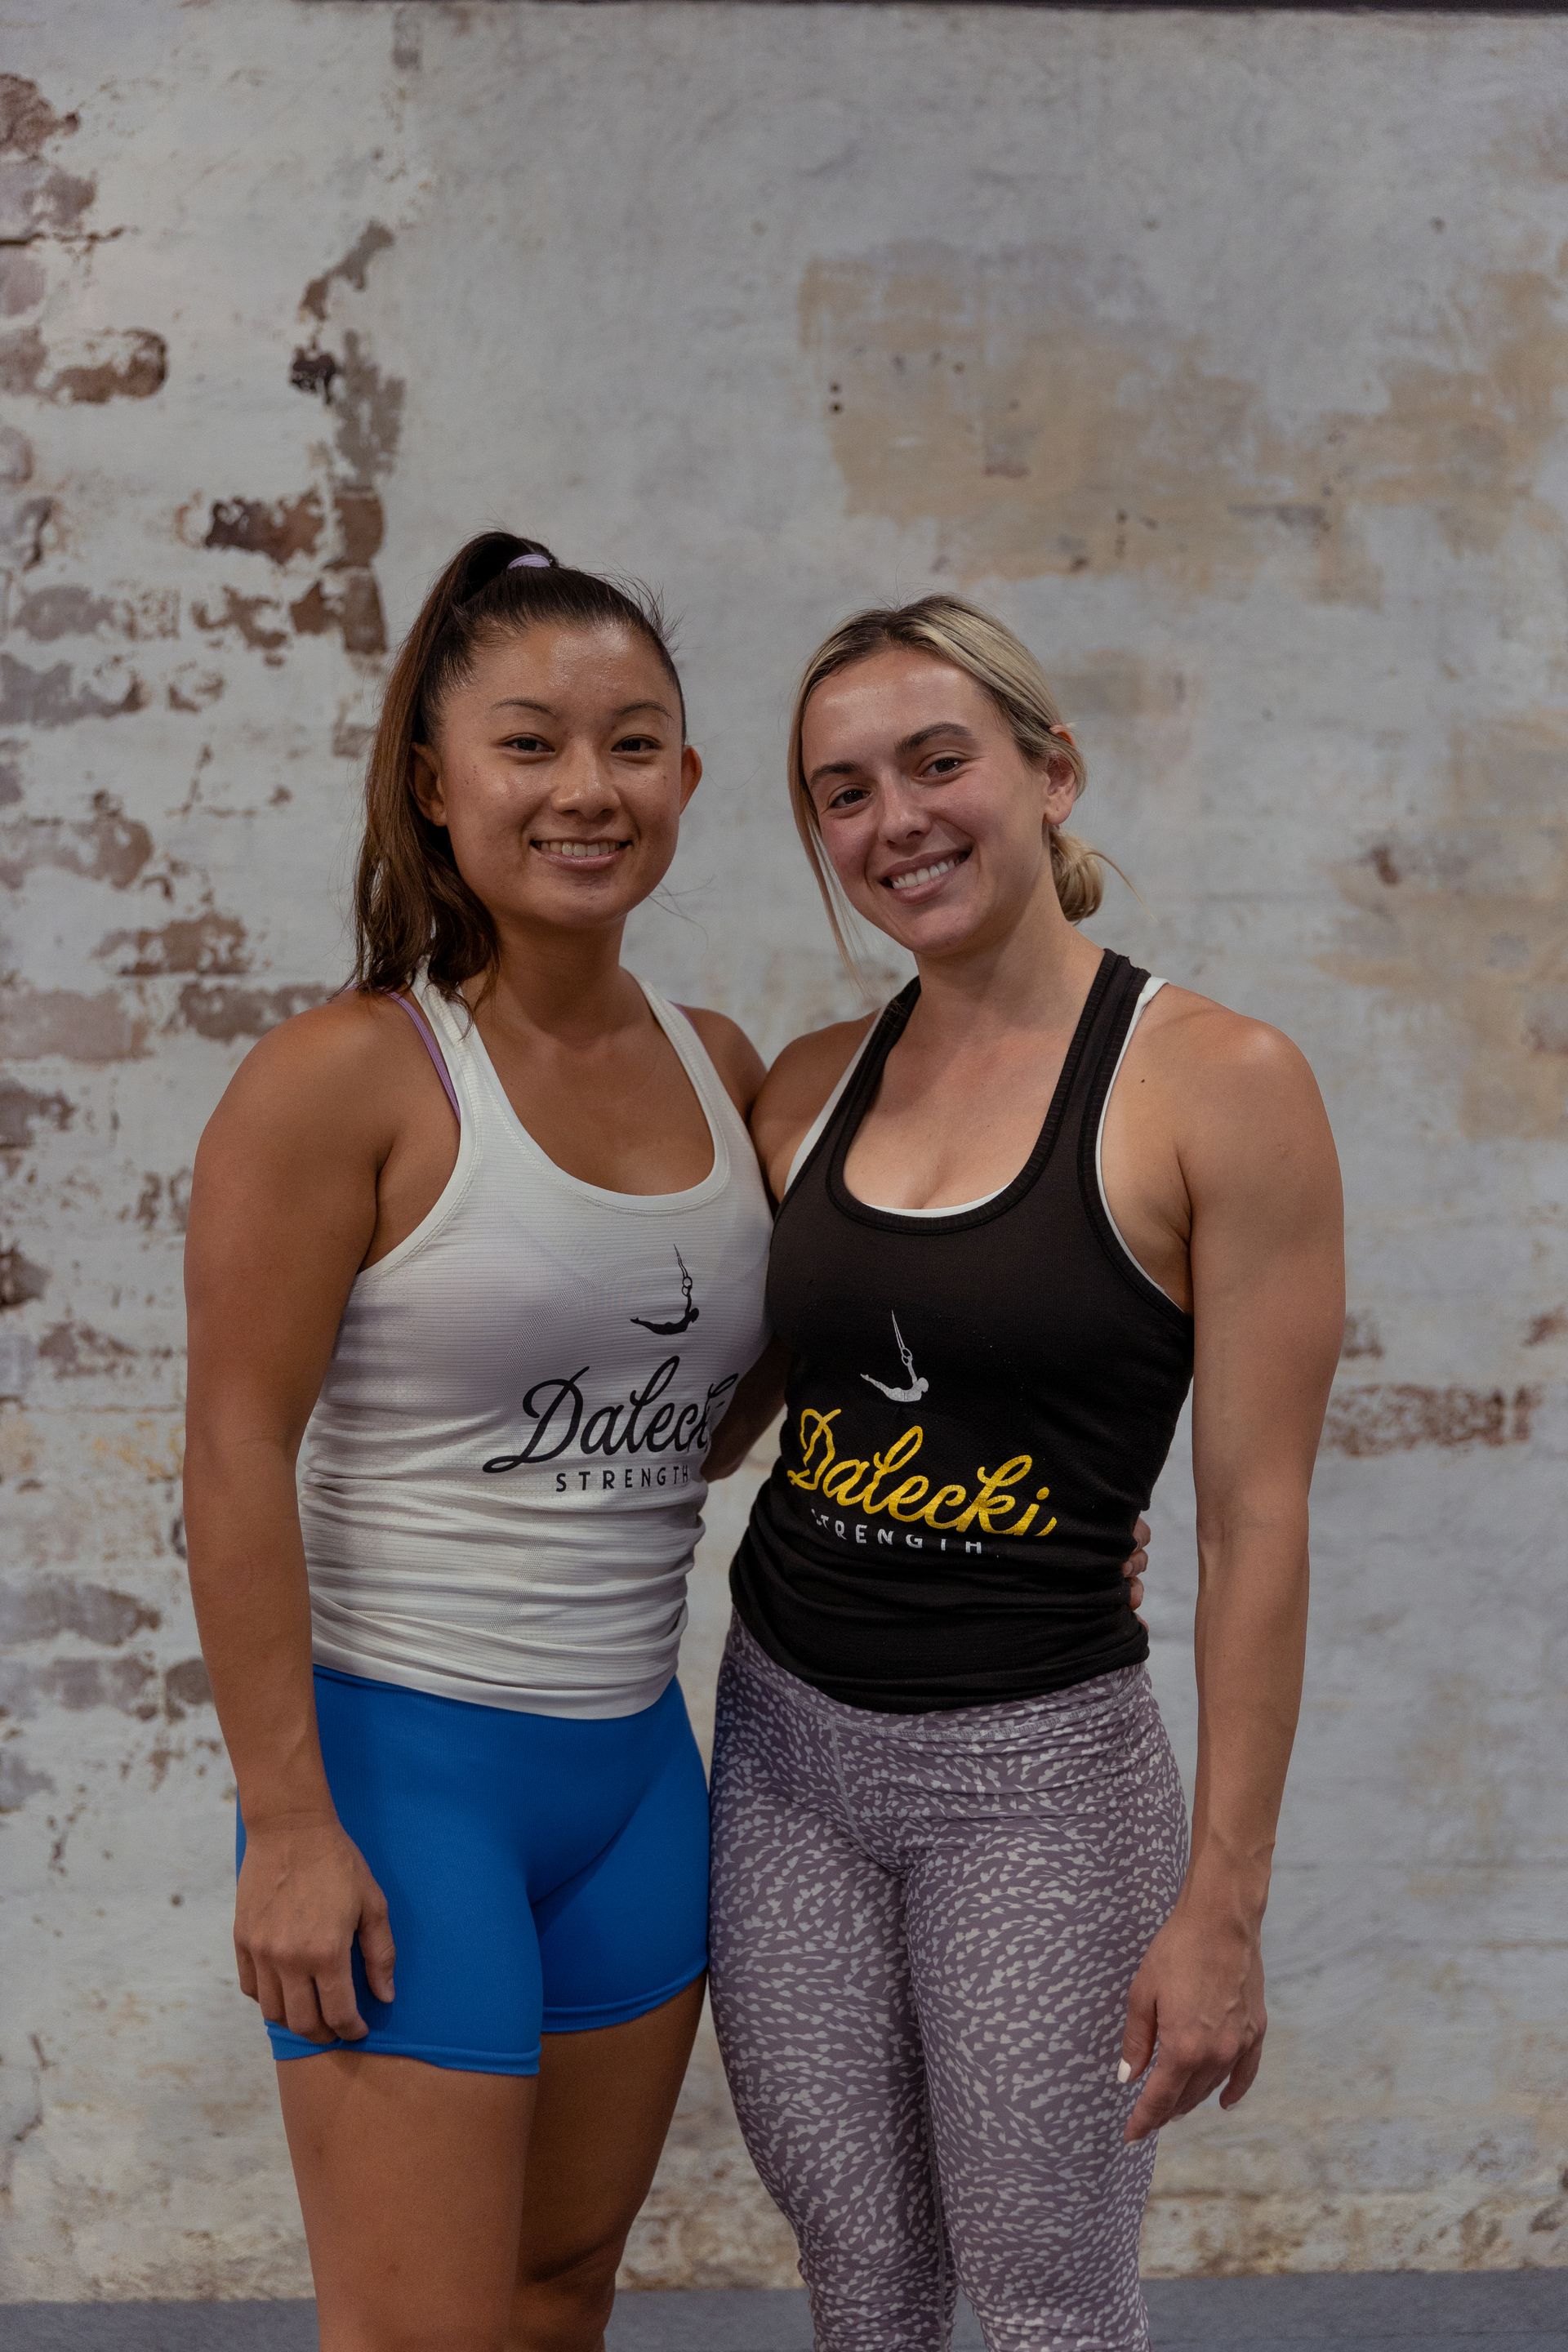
[1038,747,1079,832]
[679,742,703,812]
[411,743,447,828]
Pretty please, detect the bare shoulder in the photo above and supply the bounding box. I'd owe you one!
[678,1005,768,1119]
[1142,987,1325,1096]
[1138,983,1325,1116]
[751,1014,878,1194]
[199,989,430,1161]
[1134,986,1338,1214]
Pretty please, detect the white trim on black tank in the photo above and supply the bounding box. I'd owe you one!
[1093,975,1182,1310]
[784,1022,876,1197]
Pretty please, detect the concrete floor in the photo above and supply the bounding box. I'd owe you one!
[2,2274,1564,2350]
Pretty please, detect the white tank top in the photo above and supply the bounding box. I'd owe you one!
[298,976,773,1718]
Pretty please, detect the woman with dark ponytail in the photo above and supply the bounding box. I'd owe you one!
[183,533,777,2350]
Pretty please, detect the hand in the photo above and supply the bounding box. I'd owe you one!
[235,1813,395,2044]
[1119,1897,1265,2143]
[1122,1515,1151,1619]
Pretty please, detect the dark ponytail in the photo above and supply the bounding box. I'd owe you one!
[352,531,684,1000]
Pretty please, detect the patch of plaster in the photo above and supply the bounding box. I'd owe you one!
[37,1322,139,1378]
[8,585,178,643]
[0,987,149,1064]
[0,1653,158,1720]
[97,913,248,978]
[0,1576,159,1646]
[176,981,335,1040]
[1322,712,1568,1138]
[0,791,153,889]
[0,654,145,728]
[801,247,1568,596]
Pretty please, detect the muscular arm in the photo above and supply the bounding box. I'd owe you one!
[1123,1019,1343,2140]
[184,998,423,2042]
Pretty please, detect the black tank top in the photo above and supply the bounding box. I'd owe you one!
[729,949,1195,1712]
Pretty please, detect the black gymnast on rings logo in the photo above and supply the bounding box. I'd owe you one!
[481,1352,738,1475]
[630,1245,699,1336]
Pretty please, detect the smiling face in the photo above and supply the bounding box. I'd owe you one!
[800,647,1079,962]
[413,621,700,941]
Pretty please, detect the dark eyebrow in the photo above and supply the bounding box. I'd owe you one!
[807,721,978,795]
[488,698,674,722]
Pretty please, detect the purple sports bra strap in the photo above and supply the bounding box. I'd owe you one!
[388,991,461,1123]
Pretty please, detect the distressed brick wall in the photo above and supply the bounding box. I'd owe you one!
[2,0,1565,2296]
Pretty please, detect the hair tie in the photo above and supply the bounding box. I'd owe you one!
[509,551,554,570]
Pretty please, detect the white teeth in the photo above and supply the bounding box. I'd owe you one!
[535,840,626,858]
[889,856,960,892]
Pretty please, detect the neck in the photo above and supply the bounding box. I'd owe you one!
[908,879,1102,1046]
[470,915,644,1044]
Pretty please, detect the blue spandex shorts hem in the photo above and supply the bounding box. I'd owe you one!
[239,1666,710,2078]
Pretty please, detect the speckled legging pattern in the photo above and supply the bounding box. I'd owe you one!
[709,1616,1188,2352]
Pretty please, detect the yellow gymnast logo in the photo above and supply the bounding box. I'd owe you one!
[785,1410,1058,1539]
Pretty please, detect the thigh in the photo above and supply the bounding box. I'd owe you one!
[708,1626,950,2352]
[512,1977,706,2309]
[278,2052,533,2352]
[906,1683,1188,2351]
[532,1678,709,2034]
[260,1671,546,2074]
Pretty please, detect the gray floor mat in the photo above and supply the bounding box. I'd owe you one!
[0,2273,1561,2350]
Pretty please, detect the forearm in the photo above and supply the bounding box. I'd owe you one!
[706,1336,790,1480]
[1183,1510,1309,1931]
[183,1430,334,1829]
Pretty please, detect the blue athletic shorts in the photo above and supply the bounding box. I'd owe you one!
[237,1665,710,2077]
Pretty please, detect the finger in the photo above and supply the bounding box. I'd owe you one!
[280,1967,334,2046]
[1219,2038,1265,2110]
[1127,1575,1144,1612]
[253,1959,287,2029]
[1118,1978,1158,2082]
[1125,2056,1192,2145]
[314,1956,368,2042]
[359,1897,397,2007]
[1169,2064,1231,2118]
[234,1940,259,2003]
[1134,1516,1152,1550]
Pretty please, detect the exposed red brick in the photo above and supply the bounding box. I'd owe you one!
[1324,1383,1539,1456]
[204,492,323,566]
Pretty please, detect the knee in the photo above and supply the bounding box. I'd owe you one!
[509,2242,619,2352]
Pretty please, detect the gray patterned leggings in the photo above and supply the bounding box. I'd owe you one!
[709,1616,1188,2352]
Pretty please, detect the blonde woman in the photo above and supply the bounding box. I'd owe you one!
[708,597,1343,2351]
